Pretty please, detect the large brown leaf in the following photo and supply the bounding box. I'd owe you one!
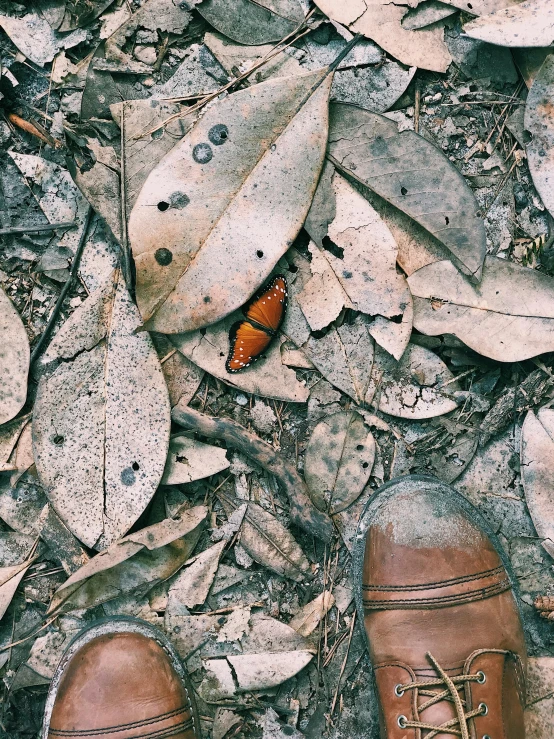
[129,69,332,333]
[327,103,486,280]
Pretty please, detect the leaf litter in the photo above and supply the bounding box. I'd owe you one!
[2,1,554,737]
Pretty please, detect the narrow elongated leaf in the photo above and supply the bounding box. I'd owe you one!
[525,55,554,220]
[314,0,452,72]
[521,409,554,558]
[0,285,29,425]
[198,0,304,45]
[327,103,486,280]
[0,556,34,620]
[465,0,554,47]
[305,411,375,514]
[129,69,332,333]
[48,505,207,613]
[408,257,554,362]
[33,271,171,550]
[220,496,312,582]
[167,540,226,608]
[162,435,229,485]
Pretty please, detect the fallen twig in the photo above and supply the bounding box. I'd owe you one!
[30,206,93,365]
[0,221,77,236]
[171,402,334,541]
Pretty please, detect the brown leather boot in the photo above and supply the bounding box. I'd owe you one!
[42,619,200,739]
[354,475,527,739]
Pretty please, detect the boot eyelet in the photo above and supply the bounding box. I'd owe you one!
[483,735,492,739]
[394,684,405,697]
[477,671,486,684]
[479,703,488,716]
[397,716,408,729]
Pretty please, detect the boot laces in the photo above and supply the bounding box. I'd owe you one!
[395,652,488,739]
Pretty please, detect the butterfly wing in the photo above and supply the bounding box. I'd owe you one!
[244,275,287,333]
[226,320,273,373]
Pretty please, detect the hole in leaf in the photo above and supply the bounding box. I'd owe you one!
[362,462,369,468]
[53,434,65,446]
[401,186,408,196]
[445,216,450,225]
[288,264,299,273]
[157,201,169,211]
[132,461,140,471]
[256,250,264,258]
[322,235,344,259]
[356,444,364,451]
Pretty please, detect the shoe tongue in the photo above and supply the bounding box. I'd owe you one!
[413,665,464,739]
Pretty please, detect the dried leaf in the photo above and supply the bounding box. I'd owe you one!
[314,0,452,72]
[0,415,29,473]
[162,435,229,485]
[263,708,304,738]
[0,12,87,67]
[525,54,554,220]
[153,334,204,408]
[167,541,226,609]
[220,496,312,582]
[304,411,375,514]
[33,272,171,550]
[289,591,335,636]
[197,0,305,45]
[0,285,29,425]
[465,0,554,47]
[228,650,313,691]
[0,532,34,567]
[408,257,554,362]
[368,343,459,419]
[129,69,332,333]
[521,409,554,558]
[525,657,554,738]
[327,103,486,280]
[171,316,309,403]
[59,0,115,31]
[0,555,34,620]
[48,505,207,614]
[402,2,458,31]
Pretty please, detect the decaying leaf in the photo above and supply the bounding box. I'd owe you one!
[0,532,34,567]
[220,496,312,582]
[33,271,171,550]
[48,505,207,614]
[521,409,554,558]
[0,12,87,67]
[304,411,375,514]
[408,257,554,362]
[465,0,554,47]
[0,554,35,620]
[327,103,487,280]
[368,343,459,419]
[59,0,115,32]
[162,435,229,485]
[0,285,29,425]
[314,0,452,72]
[297,172,412,358]
[289,591,335,636]
[167,540,226,609]
[197,0,305,45]
[228,650,313,692]
[171,316,309,403]
[129,69,332,333]
[525,54,554,221]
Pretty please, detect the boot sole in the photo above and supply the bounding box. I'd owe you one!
[352,474,528,724]
[41,616,202,739]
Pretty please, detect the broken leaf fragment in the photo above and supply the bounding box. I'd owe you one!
[167,540,226,609]
[464,0,554,48]
[129,69,332,333]
[0,285,29,425]
[521,409,554,559]
[327,103,486,280]
[162,435,229,485]
[48,505,207,614]
[305,411,375,514]
[408,257,554,362]
[32,271,171,550]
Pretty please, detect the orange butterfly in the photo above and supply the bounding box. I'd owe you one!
[226,275,288,373]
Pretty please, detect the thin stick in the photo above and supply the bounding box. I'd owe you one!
[414,81,421,134]
[0,221,77,236]
[30,207,93,365]
[330,611,357,715]
[119,103,133,293]
[0,615,58,653]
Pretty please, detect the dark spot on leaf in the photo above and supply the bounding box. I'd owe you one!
[157,201,169,211]
[151,129,164,140]
[220,352,225,357]
[362,462,369,469]
[322,235,344,259]
[155,248,173,266]
[343,270,353,279]
[169,192,190,209]
[445,216,450,225]
[401,186,408,196]
[356,444,364,451]
[288,264,298,273]
[522,130,533,144]
[193,142,213,163]
[204,296,211,303]
[256,250,264,258]
[132,461,140,471]
[53,434,64,446]
[208,124,229,145]
[121,467,136,486]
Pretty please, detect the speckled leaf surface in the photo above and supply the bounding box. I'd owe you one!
[327,103,487,280]
[521,409,554,558]
[408,257,554,362]
[465,0,554,47]
[170,313,309,403]
[162,435,229,485]
[32,271,171,551]
[0,285,29,425]
[525,55,554,220]
[197,0,305,45]
[129,69,332,333]
[305,411,375,514]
